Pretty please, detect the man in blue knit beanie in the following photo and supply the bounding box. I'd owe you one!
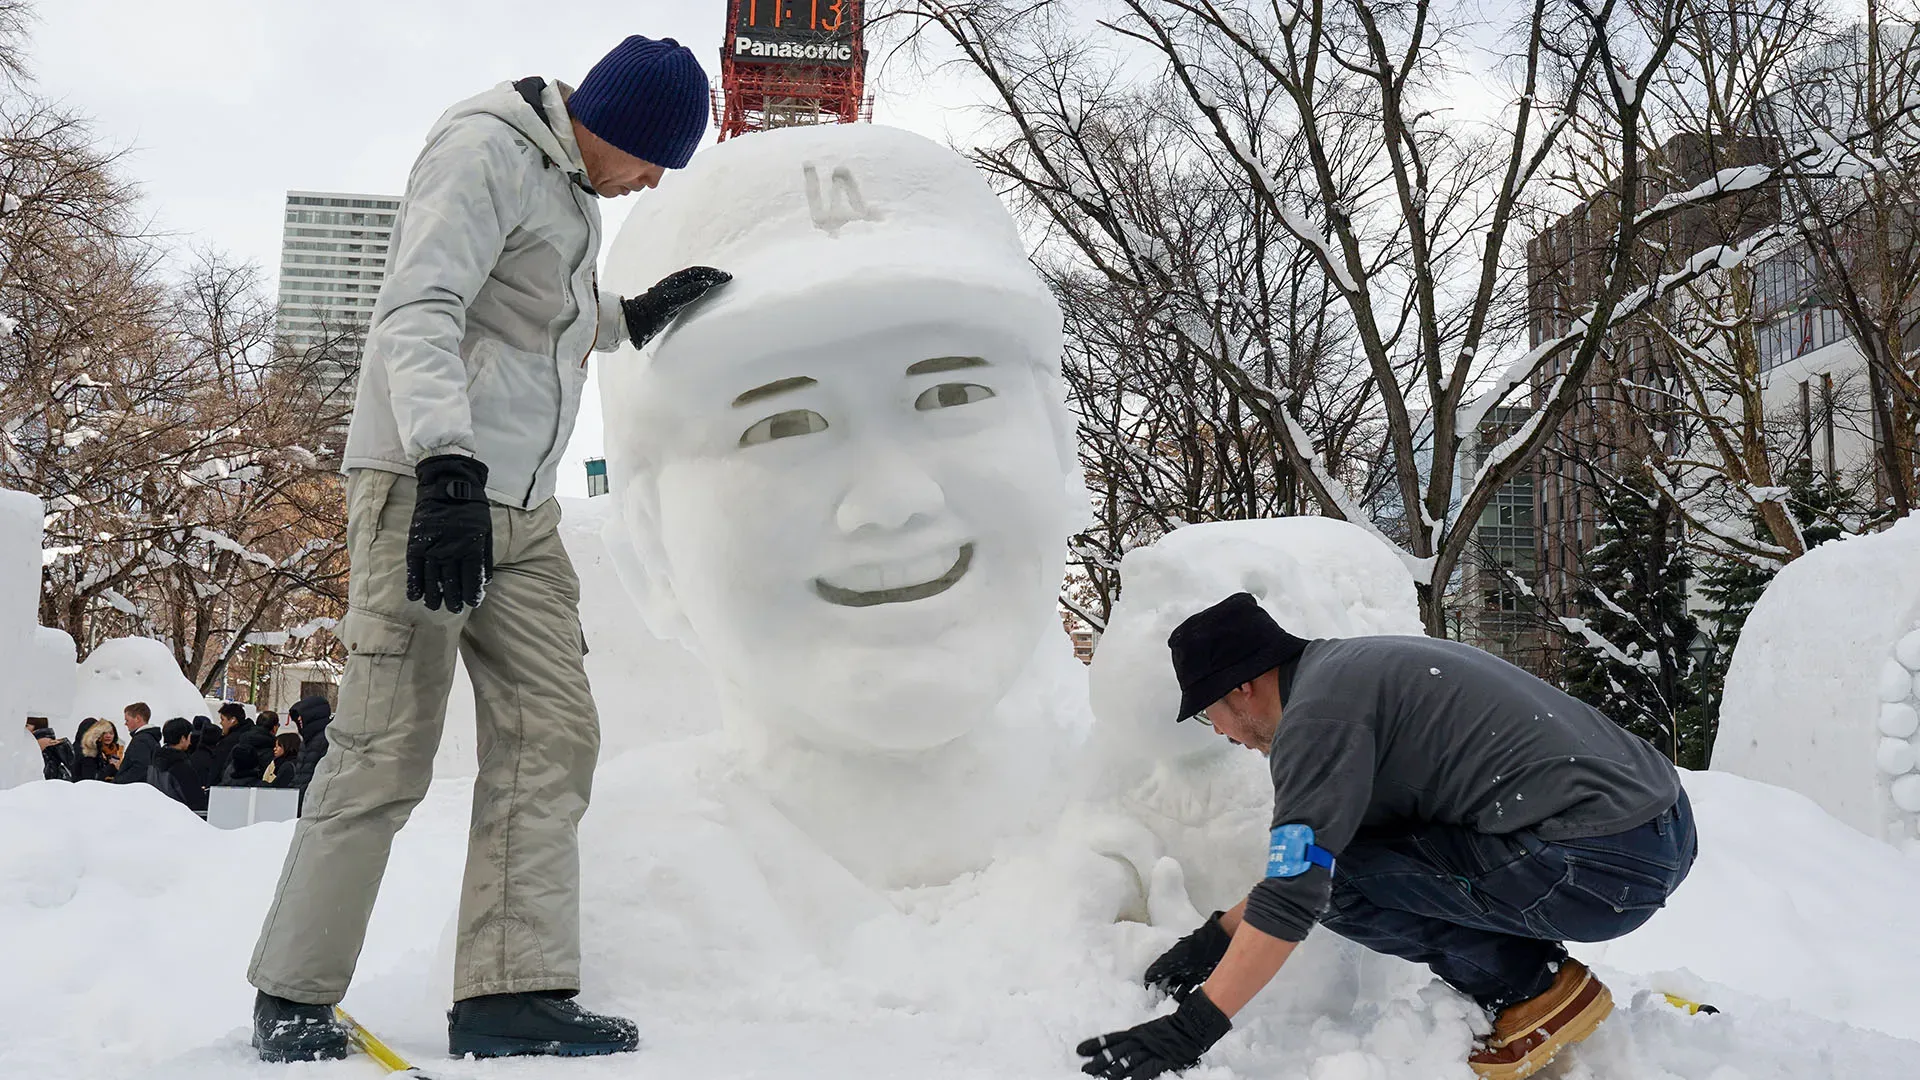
[247,36,732,1065]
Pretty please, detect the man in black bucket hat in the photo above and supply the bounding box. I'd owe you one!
[1075,592,1697,1080]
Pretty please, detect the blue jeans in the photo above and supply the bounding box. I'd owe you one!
[1318,790,1697,1010]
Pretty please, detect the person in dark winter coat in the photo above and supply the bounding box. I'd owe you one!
[114,703,160,786]
[74,720,119,782]
[148,717,208,813]
[189,716,223,789]
[215,704,275,786]
[28,718,76,781]
[262,733,304,788]
[284,696,333,788]
[210,703,250,781]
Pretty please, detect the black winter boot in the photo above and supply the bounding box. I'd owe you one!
[447,991,639,1059]
[252,990,350,1063]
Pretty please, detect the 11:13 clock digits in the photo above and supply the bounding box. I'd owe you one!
[740,0,851,34]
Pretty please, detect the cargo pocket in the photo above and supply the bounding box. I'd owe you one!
[345,470,402,574]
[339,608,414,738]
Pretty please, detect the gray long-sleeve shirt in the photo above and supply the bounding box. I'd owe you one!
[1242,635,1681,942]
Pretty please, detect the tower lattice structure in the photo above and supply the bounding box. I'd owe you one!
[716,0,871,140]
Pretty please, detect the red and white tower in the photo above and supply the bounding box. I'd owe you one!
[715,0,871,140]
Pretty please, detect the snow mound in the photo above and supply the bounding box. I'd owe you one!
[1089,517,1424,763]
[70,637,213,729]
[1713,514,1920,843]
[1586,768,1920,1045]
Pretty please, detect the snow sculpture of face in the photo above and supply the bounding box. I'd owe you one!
[600,124,1083,754]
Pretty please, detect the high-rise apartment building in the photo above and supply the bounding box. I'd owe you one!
[275,190,401,359]
[1526,134,1779,621]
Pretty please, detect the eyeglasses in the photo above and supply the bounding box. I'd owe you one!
[1190,712,1214,728]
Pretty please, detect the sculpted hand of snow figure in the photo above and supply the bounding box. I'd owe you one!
[598,123,1090,888]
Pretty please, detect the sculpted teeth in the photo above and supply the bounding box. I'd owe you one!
[822,549,958,593]
[815,544,975,608]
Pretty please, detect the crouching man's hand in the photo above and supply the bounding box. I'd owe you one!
[1076,990,1232,1080]
[1143,911,1232,1002]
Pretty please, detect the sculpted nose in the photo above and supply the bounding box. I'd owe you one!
[835,456,946,534]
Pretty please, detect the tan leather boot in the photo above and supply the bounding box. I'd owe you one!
[1468,959,1613,1080]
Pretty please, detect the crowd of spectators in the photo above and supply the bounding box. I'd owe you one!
[25,695,334,817]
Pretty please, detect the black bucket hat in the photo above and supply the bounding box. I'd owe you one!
[1167,592,1310,722]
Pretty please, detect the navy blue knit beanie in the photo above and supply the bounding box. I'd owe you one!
[570,36,710,170]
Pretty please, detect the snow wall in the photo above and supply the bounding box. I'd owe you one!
[1713,513,1920,844]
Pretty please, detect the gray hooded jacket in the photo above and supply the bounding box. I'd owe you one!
[343,79,630,508]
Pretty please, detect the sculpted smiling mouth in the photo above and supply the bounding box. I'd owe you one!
[814,544,975,608]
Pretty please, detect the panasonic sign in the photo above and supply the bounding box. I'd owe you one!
[734,34,857,65]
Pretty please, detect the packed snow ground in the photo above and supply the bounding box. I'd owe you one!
[6,505,1920,1078]
[3,763,1917,1079]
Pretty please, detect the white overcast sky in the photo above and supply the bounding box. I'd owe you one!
[28,0,978,497]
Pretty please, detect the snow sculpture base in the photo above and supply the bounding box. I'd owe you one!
[1713,515,1920,844]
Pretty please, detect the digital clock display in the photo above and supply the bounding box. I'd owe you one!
[734,1,860,66]
[738,0,854,33]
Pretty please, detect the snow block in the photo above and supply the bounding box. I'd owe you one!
[21,627,76,718]
[0,488,46,788]
[1713,514,1920,843]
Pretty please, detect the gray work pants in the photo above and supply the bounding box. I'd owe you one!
[249,469,600,1004]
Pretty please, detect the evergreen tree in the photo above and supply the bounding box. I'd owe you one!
[1560,469,1711,766]
[1695,459,1861,753]
[1695,537,1769,732]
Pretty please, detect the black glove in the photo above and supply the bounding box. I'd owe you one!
[1076,989,1233,1080]
[1143,912,1232,1002]
[407,455,493,613]
[620,266,732,350]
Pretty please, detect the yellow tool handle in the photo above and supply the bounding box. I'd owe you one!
[333,1007,417,1074]
[1662,993,1721,1015]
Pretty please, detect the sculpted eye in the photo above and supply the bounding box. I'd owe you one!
[740,409,829,447]
[915,383,996,410]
